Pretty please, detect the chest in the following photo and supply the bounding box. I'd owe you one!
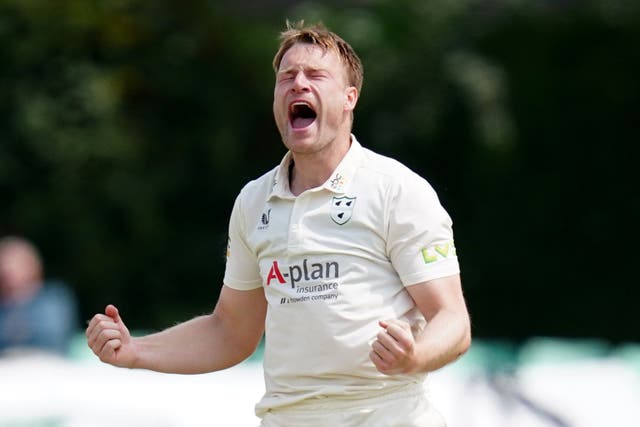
[247,189,388,264]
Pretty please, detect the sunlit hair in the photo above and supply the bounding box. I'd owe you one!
[273,20,364,93]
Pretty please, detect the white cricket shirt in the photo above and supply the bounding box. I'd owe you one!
[223,136,459,416]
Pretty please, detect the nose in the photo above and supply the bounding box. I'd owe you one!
[291,72,310,93]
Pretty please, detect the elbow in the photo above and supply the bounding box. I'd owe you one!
[236,335,263,362]
[460,328,472,356]
[458,317,472,356]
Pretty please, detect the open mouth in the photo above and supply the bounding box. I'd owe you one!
[289,102,317,129]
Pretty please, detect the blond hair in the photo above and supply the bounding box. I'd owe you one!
[273,21,363,93]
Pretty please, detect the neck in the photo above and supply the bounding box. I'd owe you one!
[289,134,352,196]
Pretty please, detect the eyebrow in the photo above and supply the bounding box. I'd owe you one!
[277,65,328,75]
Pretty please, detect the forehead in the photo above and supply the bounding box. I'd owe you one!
[278,43,344,72]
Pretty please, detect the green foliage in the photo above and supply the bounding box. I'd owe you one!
[1,0,638,340]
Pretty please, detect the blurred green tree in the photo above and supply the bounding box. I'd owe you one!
[1,0,637,341]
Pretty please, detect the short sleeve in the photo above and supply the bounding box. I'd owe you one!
[223,193,263,290]
[387,173,460,286]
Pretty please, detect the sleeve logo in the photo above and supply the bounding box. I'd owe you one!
[421,241,456,264]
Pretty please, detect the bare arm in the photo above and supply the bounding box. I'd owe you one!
[86,285,267,374]
[370,274,471,374]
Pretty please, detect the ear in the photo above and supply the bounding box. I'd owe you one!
[343,86,359,112]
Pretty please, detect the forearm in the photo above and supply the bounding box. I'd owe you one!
[132,313,260,374]
[414,308,471,373]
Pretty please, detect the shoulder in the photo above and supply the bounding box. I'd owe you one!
[39,281,76,305]
[231,165,279,223]
[237,165,278,201]
[361,147,410,174]
[359,146,437,195]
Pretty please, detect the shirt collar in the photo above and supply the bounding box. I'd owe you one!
[269,151,295,200]
[268,134,364,200]
[321,134,363,194]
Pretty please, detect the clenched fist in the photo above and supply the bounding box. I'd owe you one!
[86,304,136,368]
[370,319,421,375]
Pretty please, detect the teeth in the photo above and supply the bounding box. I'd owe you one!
[290,101,312,111]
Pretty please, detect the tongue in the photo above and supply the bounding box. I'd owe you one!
[292,117,315,129]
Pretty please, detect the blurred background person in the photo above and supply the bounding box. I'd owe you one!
[0,236,78,356]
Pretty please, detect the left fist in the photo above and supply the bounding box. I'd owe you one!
[370,319,419,375]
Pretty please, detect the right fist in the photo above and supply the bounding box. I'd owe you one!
[85,304,136,368]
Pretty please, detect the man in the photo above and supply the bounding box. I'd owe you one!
[0,236,78,355]
[86,22,471,426]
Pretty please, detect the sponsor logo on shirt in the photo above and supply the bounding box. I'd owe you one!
[267,259,341,304]
[330,196,356,225]
[267,259,339,288]
[421,241,456,264]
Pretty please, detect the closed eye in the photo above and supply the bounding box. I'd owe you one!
[309,71,328,79]
[277,74,294,83]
